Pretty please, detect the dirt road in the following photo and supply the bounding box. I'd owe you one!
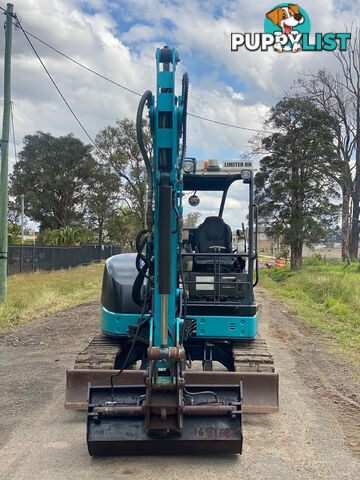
[0,289,359,480]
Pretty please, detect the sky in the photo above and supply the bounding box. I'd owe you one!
[0,0,358,228]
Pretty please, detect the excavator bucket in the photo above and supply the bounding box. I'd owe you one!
[67,368,278,454]
[87,382,243,455]
[65,369,279,413]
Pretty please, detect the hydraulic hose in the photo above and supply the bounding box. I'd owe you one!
[181,72,189,164]
[132,229,153,307]
[179,72,189,345]
[136,90,153,228]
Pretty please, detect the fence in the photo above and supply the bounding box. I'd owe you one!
[7,244,121,276]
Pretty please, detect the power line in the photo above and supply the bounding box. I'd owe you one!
[23,29,142,98]
[8,11,106,157]
[0,7,273,135]
[188,112,274,134]
[32,30,273,134]
[14,29,275,134]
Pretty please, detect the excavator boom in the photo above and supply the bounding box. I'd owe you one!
[65,45,279,456]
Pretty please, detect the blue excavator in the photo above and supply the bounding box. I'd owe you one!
[65,46,278,455]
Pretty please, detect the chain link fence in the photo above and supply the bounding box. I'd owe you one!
[7,244,121,276]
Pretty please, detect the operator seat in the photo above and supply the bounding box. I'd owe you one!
[194,216,234,271]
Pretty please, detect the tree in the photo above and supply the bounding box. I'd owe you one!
[298,70,354,261]
[84,164,121,243]
[184,212,201,227]
[8,199,20,224]
[299,27,360,260]
[255,97,340,270]
[95,118,152,226]
[106,208,142,251]
[334,27,360,260]
[8,224,20,244]
[10,132,97,230]
[37,226,95,246]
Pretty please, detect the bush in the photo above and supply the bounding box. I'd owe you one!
[261,260,360,362]
[37,227,95,246]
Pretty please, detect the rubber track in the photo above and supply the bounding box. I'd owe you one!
[74,334,123,370]
[74,334,275,373]
[232,337,275,372]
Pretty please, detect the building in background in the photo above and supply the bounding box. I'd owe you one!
[257,225,282,255]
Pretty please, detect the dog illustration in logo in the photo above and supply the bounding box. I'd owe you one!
[266,4,304,52]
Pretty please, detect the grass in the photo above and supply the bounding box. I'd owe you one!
[260,257,360,364]
[0,263,104,332]
[2,257,359,365]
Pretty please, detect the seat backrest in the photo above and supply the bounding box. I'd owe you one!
[195,216,232,253]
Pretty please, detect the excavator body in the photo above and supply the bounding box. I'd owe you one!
[65,46,279,455]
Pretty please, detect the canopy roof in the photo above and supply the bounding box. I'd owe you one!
[183,172,244,191]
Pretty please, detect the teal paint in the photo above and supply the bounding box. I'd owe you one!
[101,307,257,339]
[101,304,150,335]
[151,47,184,349]
[194,314,257,339]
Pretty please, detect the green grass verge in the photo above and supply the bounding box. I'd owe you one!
[260,257,360,364]
[0,263,104,332]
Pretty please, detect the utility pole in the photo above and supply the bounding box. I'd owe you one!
[20,194,24,241]
[20,193,24,273]
[0,4,14,301]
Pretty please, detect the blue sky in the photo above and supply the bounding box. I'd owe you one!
[0,0,358,226]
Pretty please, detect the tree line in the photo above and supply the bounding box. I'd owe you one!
[9,118,151,249]
[255,27,360,269]
[9,29,360,265]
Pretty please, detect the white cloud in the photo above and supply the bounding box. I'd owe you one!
[2,0,355,152]
[0,0,357,223]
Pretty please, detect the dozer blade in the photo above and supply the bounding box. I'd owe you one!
[66,369,279,413]
[87,383,242,456]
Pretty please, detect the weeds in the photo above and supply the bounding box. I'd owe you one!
[0,263,103,331]
[260,257,360,364]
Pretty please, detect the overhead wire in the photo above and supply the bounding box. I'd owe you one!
[7,10,106,158]
[0,6,275,135]
[187,112,275,134]
[22,29,142,98]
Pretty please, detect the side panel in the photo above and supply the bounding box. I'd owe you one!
[101,305,149,336]
[194,313,257,339]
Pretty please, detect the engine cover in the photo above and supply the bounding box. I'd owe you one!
[101,253,141,314]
